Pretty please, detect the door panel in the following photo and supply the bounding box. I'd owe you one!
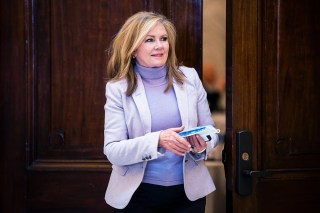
[226,0,320,212]
[263,0,320,169]
[22,0,202,212]
[27,171,112,212]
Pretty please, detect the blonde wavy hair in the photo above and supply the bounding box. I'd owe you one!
[106,11,185,96]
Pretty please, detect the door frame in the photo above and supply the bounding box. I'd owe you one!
[225,0,260,211]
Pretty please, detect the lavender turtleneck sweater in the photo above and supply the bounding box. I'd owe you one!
[134,63,184,186]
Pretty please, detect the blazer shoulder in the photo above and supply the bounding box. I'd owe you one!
[105,78,128,93]
[179,66,200,79]
[178,66,202,85]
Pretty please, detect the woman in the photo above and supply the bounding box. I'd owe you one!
[104,11,219,212]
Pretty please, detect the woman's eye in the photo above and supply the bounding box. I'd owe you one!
[161,37,168,41]
[145,38,154,42]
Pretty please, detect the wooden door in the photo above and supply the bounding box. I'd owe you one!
[225,0,320,212]
[1,0,202,212]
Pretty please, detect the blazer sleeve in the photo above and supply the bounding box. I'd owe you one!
[182,67,219,159]
[196,69,219,156]
[103,82,163,166]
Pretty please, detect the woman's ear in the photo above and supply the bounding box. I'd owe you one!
[132,50,136,58]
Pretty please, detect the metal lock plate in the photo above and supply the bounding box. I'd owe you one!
[236,131,253,196]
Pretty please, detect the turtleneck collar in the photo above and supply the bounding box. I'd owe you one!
[134,62,167,80]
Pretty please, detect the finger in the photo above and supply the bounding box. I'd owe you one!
[188,135,207,152]
[167,142,188,156]
[194,135,202,147]
[195,135,207,151]
[170,125,185,133]
[175,136,191,149]
[169,138,190,152]
[159,128,191,153]
[196,135,207,147]
[188,135,198,148]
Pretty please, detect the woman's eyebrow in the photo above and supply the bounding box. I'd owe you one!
[146,34,168,37]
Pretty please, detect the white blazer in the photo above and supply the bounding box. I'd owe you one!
[103,66,219,209]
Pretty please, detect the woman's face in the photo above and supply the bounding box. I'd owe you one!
[134,23,169,68]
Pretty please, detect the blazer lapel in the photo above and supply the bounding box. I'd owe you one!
[132,74,152,133]
[173,81,189,128]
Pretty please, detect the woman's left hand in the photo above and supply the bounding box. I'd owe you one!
[187,134,207,153]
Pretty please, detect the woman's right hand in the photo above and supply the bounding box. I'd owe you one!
[159,126,192,156]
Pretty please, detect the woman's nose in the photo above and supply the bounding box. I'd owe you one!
[154,40,163,49]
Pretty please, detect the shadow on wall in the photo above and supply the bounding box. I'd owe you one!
[203,63,225,112]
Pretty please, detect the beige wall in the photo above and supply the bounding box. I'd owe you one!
[203,0,226,78]
[203,0,226,110]
[203,2,226,212]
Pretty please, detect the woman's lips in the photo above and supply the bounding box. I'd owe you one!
[151,53,163,57]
